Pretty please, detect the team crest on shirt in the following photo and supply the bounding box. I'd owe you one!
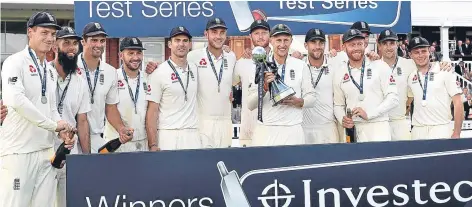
[223,59,228,69]
[429,73,435,81]
[29,65,38,76]
[367,68,372,79]
[343,73,350,83]
[290,69,295,80]
[171,73,179,83]
[199,58,207,67]
[396,67,402,76]
[389,75,396,85]
[143,82,148,91]
[117,80,125,89]
[99,73,104,85]
[76,68,82,75]
[412,74,418,83]
[323,66,329,75]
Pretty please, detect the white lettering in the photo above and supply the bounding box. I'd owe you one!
[149,200,165,207]
[124,1,132,17]
[169,199,185,206]
[297,1,307,9]
[412,180,428,205]
[141,1,158,18]
[86,196,110,207]
[187,2,201,17]
[392,184,409,206]
[318,188,341,207]
[159,2,172,18]
[334,1,345,9]
[367,186,389,207]
[130,201,145,207]
[111,2,124,18]
[199,197,213,207]
[115,195,121,207]
[321,1,333,9]
[430,182,451,204]
[96,2,111,18]
[453,181,472,202]
[201,2,214,17]
[174,2,183,17]
[303,180,311,207]
[370,1,378,9]
[342,187,366,207]
[357,0,368,9]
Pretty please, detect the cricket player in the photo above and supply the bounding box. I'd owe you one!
[331,21,379,63]
[0,12,74,207]
[52,26,91,207]
[247,24,316,146]
[146,26,201,151]
[407,37,463,139]
[333,29,399,142]
[233,19,271,147]
[77,22,133,153]
[302,28,339,144]
[104,37,148,152]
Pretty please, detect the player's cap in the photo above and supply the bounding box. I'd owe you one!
[169,26,192,39]
[120,37,146,52]
[408,36,430,51]
[351,21,371,34]
[305,28,326,42]
[206,17,227,30]
[250,19,270,33]
[27,11,61,30]
[56,26,82,40]
[82,22,108,37]
[378,29,398,43]
[342,29,364,43]
[270,24,292,37]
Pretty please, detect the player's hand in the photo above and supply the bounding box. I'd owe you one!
[280,96,304,108]
[146,61,159,75]
[1,101,7,123]
[366,51,380,61]
[329,49,338,57]
[451,132,461,139]
[242,48,252,59]
[438,61,453,72]
[59,128,76,150]
[352,107,368,120]
[223,45,231,53]
[118,127,134,144]
[149,145,160,152]
[342,116,354,128]
[264,71,275,84]
[55,120,71,132]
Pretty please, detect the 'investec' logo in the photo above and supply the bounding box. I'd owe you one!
[258,180,295,207]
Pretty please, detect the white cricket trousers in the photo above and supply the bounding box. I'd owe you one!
[116,138,149,152]
[411,124,452,140]
[0,148,57,207]
[158,129,202,150]
[239,109,257,147]
[353,121,392,142]
[198,116,233,148]
[91,133,106,154]
[389,119,412,141]
[251,124,305,146]
[303,122,339,144]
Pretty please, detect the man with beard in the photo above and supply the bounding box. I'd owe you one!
[146,26,201,151]
[247,24,316,146]
[78,22,133,153]
[0,12,74,207]
[331,21,379,63]
[232,19,271,147]
[51,26,91,207]
[407,37,463,139]
[302,28,339,144]
[104,37,147,152]
[333,29,399,142]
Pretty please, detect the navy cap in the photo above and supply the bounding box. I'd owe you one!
[120,37,146,52]
[408,36,430,51]
[378,29,398,43]
[351,21,371,34]
[343,29,365,43]
[82,22,108,37]
[206,17,227,30]
[169,26,192,39]
[27,11,61,30]
[270,24,292,37]
[56,26,82,40]
[250,19,270,33]
[305,28,326,42]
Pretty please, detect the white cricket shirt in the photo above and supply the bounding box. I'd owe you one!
[408,62,462,126]
[76,53,120,136]
[0,46,60,156]
[104,68,147,140]
[247,56,316,126]
[187,47,237,118]
[333,59,399,124]
[146,59,198,129]
[233,58,258,131]
[384,57,416,120]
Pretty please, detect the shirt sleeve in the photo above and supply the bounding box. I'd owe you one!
[445,70,462,97]
[1,57,57,131]
[233,60,242,86]
[78,77,92,114]
[301,64,315,108]
[366,63,399,120]
[332,69,346,124]
[105,67,120,105]
[145,67,164,104]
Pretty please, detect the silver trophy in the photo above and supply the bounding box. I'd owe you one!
[217,161,251,207]
[252,46,296,106]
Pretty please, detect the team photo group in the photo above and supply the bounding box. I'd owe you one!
[0,9,464,207]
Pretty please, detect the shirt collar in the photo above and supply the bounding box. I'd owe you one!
[206,47,224,61]
[168,58,188,72]
[306,56,328,70]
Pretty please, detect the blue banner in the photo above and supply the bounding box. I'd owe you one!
[73,1,411,37]
[67,139,472,207]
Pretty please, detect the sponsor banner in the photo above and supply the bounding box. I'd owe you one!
[73,1,411,37]
[67,139,472,207]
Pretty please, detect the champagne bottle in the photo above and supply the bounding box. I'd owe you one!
[51,142,71,169]
[98,138,122,154]
[345,108,357,143]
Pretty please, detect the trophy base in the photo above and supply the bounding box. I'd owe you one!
[272,88,296,106]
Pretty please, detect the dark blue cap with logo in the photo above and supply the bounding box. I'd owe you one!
[82,22,108,37]
[27,11,61,30]
[250,20,270,33]
[120,37,146,52]
[343,29,365,43]
[351,21,371,34]
[378,29,398,43]
[169,26,192,39]
[270,24,292,37]
[305,28,326,42]
[206,17,227,30]
[408,36,430,51]
[56,26,82,40]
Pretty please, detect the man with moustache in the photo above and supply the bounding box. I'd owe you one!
[78,22,133,153]
[233,19,271,147]
[333,29,399,142]
[104,37,147,152]
[302,28,339,144]
[247,24,316,146]
[51,26,91,207]
[0,12,74,207]
[407,37,463,139]
[146,26,201,151]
